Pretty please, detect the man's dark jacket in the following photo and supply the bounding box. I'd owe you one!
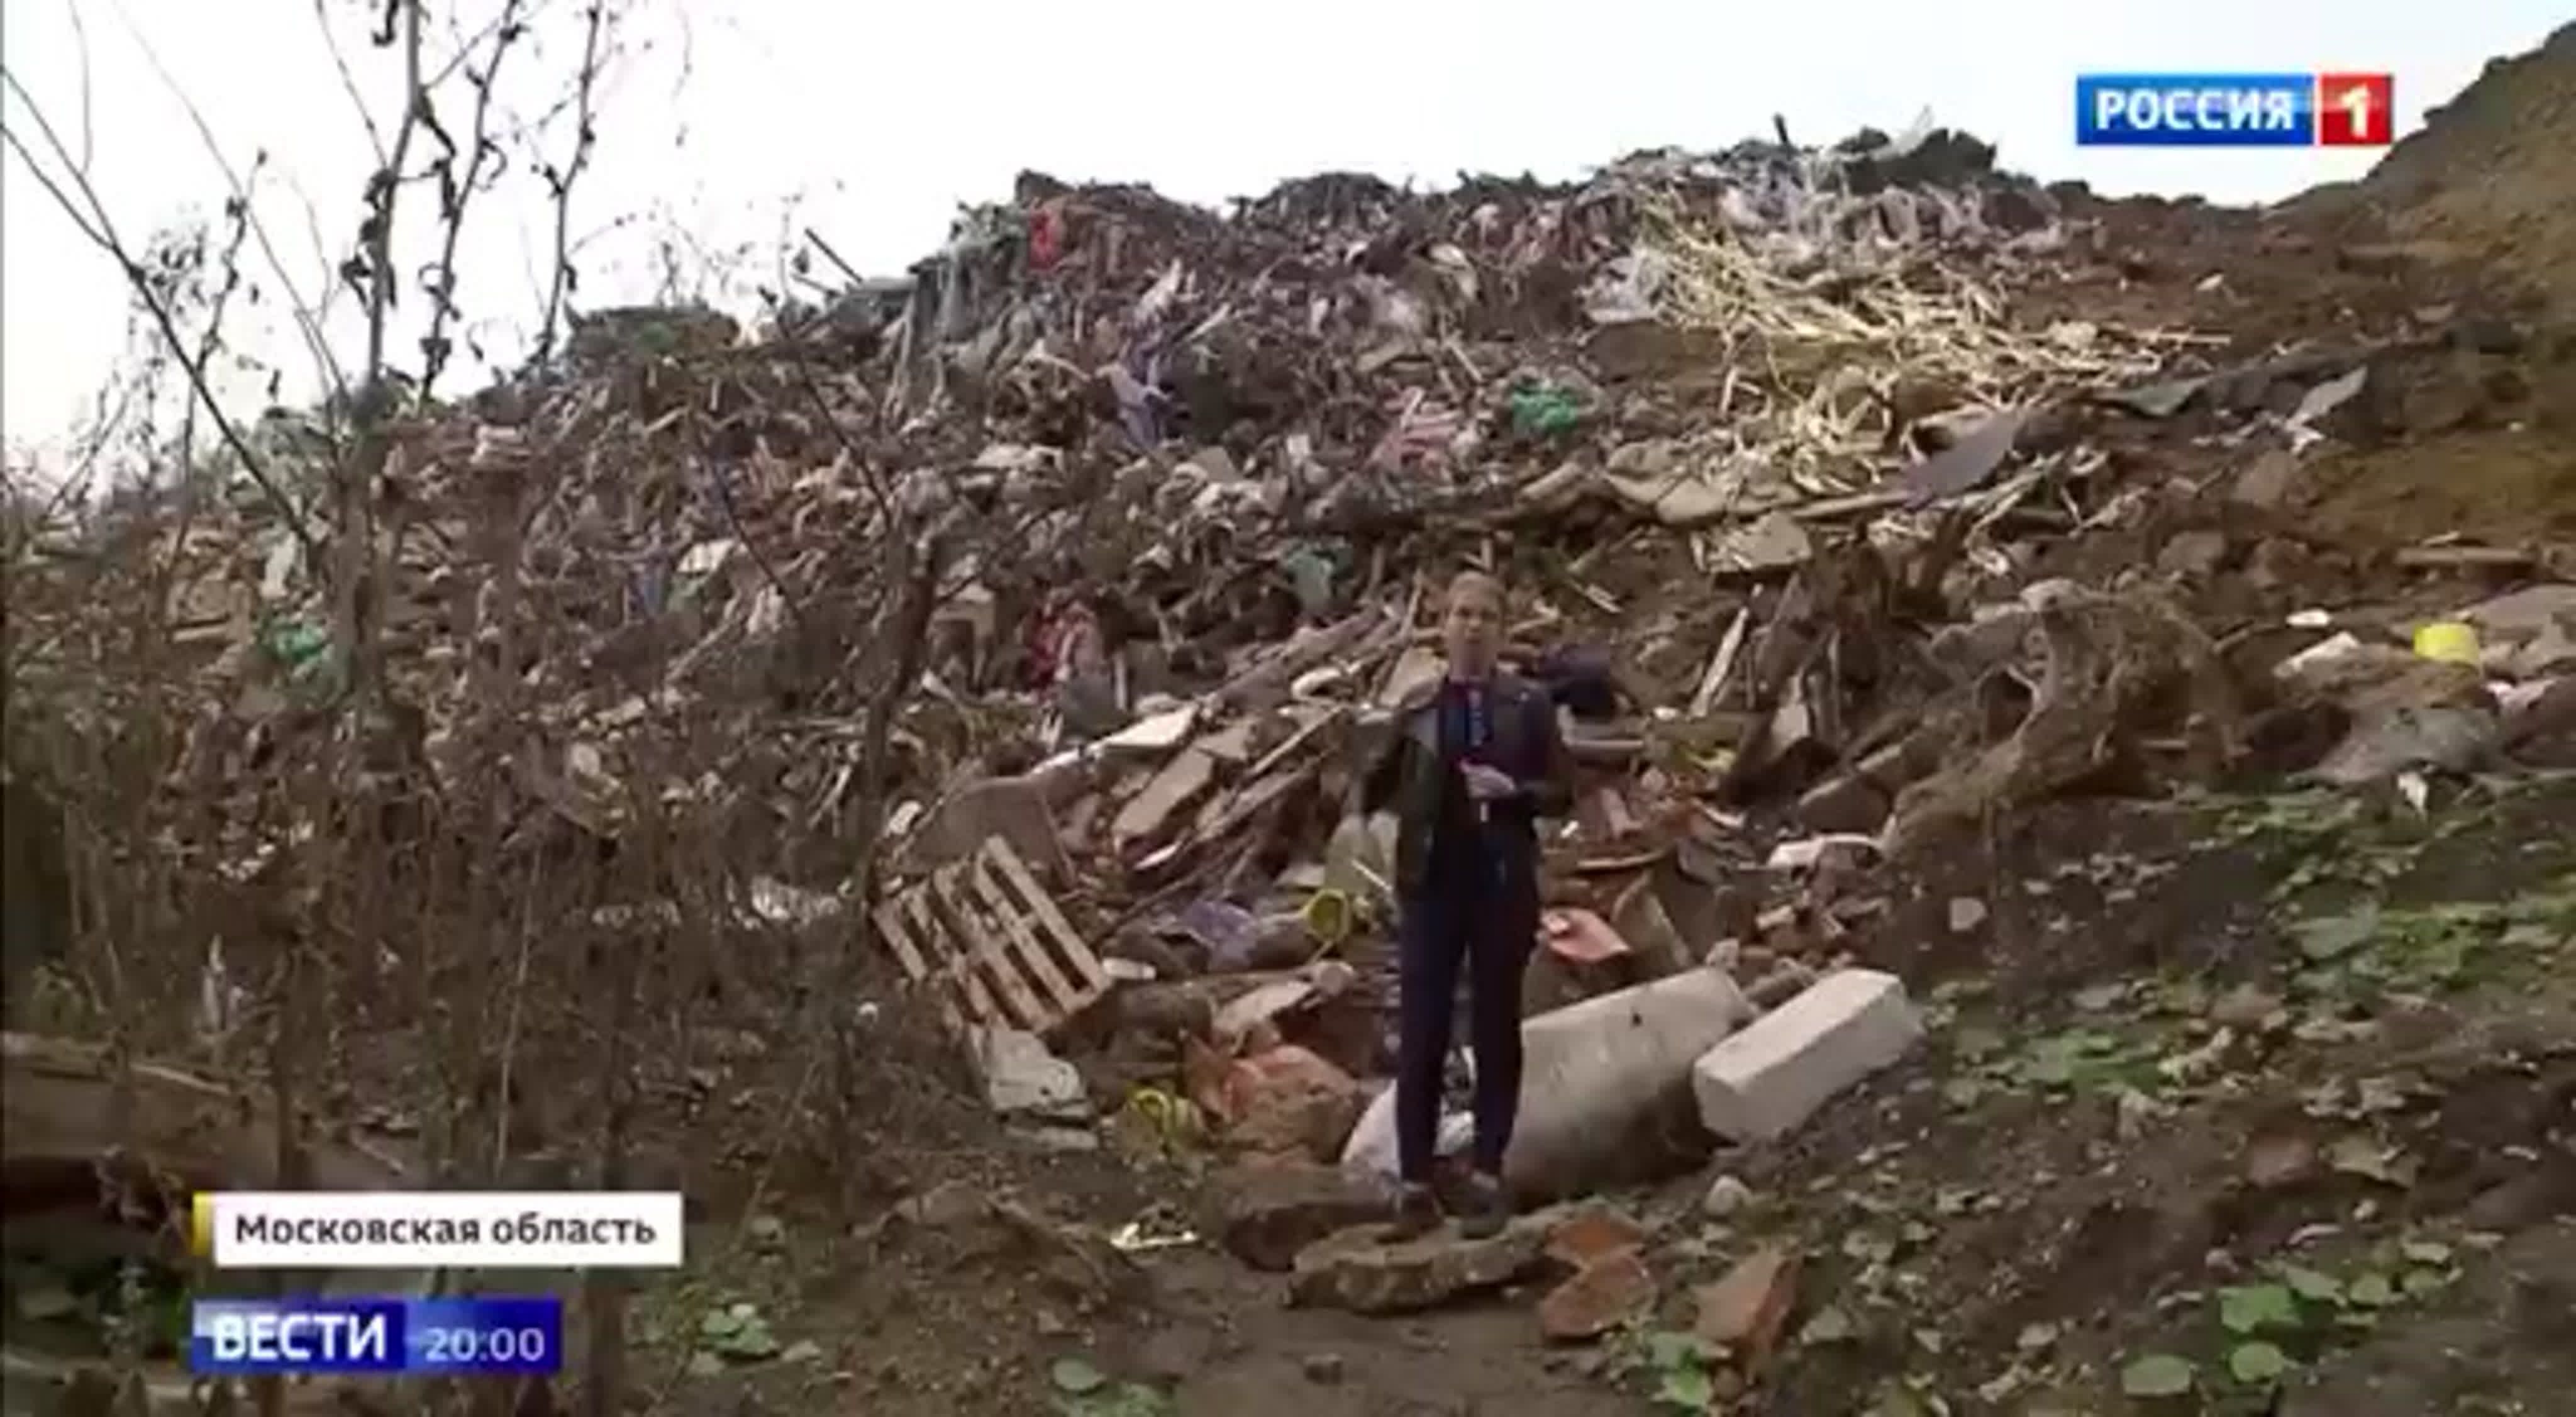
[1357,671,1575,901]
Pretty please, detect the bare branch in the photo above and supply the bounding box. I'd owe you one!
[280,171,355,343]
[323,0,434,720]
[0,70,319,559]
[0,126,107,248]
[175,174,262,487]
[533,0,608,362]
[418,0,531,399]
[55,371,147,504]
[60,0,94,176]
[312,0,389,165]
[426,0,562,88]
[109,1,352,407]
[357,0,431,394]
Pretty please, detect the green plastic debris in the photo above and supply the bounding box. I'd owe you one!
[1276,546,1338,616]
[1508,387,1582,438]
[262,621,331,671]
[255,618,347,695]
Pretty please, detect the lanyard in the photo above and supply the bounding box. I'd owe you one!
[1454,685,1499,842]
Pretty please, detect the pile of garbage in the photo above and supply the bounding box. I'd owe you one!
[23,130,2169,865]
[11,114,2574,1238]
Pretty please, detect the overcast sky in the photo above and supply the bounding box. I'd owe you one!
[3,0,2567,467]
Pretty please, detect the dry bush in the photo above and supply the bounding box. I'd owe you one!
[6,440,1000,1417]
[2,5,1013,1414]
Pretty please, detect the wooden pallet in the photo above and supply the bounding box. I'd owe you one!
[872,837,1110,1038]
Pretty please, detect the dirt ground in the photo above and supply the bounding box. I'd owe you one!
[2023,181,2576,560]
[642,768,2571,1417]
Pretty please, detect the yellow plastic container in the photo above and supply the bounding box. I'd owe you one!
[2411,621,2481,667]
[1301,887,1353,948]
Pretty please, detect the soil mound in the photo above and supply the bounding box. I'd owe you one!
[2367,23,2576,314]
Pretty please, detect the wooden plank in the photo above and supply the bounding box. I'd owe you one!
[999,857,1102,1016]
[901,887,999,1026]
[969,854,1086,1018]
[931,865,1048,1030]
[872,900,936,984]
[908,886,1002,1030]
[872,901,966,1037]
[983,839,1110,992]
[876,897,971,1036]
[946,865,1055,1031]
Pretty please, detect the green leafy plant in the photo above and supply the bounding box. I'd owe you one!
[2,1250,192,1358]
[1048,1357,1175,1417]
[2146,1238,2470,1399]
[694,1300,782,1362]
[2227,1341,2290,1384]
[2216,1282,2299,1336]
[2289,899,2531,997]
[2203,789,2364,848]
[1607,1328,1724,1412]
[2119,1352,2196,1398]
[1977,1025,2170,1097]
[2112,1238,2470,1406]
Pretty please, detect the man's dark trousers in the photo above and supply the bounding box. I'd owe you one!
[1393,853,1537,1185]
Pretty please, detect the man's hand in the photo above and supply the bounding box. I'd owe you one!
[1459,763,1518,801]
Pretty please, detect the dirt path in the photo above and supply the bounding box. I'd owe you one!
[1146,1255,1599,1417]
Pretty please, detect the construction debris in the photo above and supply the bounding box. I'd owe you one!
[14,71,2576,1366]
[875,838,1111,1039]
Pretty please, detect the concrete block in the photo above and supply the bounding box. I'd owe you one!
[1690,969,1921,1142]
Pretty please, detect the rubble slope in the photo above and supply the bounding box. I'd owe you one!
[2276,23,2576,551]
[2368,21,2576,315]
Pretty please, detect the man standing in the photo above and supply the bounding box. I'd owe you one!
[1360,570,1574,1238]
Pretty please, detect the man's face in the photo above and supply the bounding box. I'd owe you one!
[1443,581,1502,672]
